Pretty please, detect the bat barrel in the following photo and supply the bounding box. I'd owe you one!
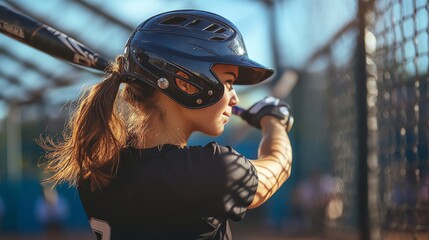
[0,4,108,72]
[0,5,41,42]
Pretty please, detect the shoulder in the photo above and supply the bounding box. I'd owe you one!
[188,141,241,157]
[160,142,252,177]
[161,142,258,220]
[169,142,245,166]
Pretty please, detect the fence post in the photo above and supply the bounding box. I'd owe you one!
[356,0,380,239]
[356,0,369,239]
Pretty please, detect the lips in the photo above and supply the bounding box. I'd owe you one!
[222,112,231,122]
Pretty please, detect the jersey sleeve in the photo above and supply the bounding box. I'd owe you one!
[160,142,258,222]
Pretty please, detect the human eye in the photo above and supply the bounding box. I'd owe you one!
[225,80,234,90]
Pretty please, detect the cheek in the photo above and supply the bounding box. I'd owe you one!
[189,92,230,128]
[189,107,221,125]
[218,90,231,106]
[192,101,228,132]
[212,94,229,115]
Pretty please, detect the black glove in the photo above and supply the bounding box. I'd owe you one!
[241,96,294,132]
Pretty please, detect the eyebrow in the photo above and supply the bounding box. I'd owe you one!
[224,71,238,80]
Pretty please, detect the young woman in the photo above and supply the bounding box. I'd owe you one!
[40,10,293,239]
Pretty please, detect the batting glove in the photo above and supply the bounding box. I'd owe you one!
[241,96,294,132]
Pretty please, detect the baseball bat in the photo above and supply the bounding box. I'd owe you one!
[232,106,245,116]
[0,4,109,71]
[0,4,249,115]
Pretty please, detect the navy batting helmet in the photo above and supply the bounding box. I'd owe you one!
[124,10,274,109]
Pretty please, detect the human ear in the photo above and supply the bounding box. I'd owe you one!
[175,71,199,94]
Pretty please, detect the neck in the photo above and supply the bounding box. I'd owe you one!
[133,98,192,149]
[141,126,188,149]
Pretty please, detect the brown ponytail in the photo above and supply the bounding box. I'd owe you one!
[39,55,129,190]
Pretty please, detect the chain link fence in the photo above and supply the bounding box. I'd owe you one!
[372,0,429,237]
[295,0,429,239]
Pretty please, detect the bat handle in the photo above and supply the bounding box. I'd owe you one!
[232,106,245,116]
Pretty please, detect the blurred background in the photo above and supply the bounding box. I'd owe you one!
[0,0,429,239]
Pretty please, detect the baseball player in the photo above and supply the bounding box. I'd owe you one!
[40,10,293,239]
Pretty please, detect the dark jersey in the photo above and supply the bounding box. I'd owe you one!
[78,142,258,240]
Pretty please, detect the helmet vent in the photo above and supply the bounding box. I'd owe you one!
[160,16,188,25]
[214,28,226,33]
[204,24,218,32]
[186,19,201,26]
[210,36,225,41]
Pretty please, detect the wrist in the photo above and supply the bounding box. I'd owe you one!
[260,116,286,130]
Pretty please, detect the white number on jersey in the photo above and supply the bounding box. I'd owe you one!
[90,217,111,240]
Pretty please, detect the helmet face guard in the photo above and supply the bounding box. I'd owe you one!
[124,10,274,109]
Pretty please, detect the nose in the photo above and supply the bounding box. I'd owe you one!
[229,89,239,106]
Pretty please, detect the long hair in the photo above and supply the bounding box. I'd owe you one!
[39,55,158,190]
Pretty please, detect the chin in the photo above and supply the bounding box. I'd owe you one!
[203,127,224,137]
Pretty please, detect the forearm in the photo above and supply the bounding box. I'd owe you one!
[249,116,292,208]
[259,116,291,159]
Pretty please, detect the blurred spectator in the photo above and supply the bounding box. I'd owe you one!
[291,171,341,235]
[34,186,69,236]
